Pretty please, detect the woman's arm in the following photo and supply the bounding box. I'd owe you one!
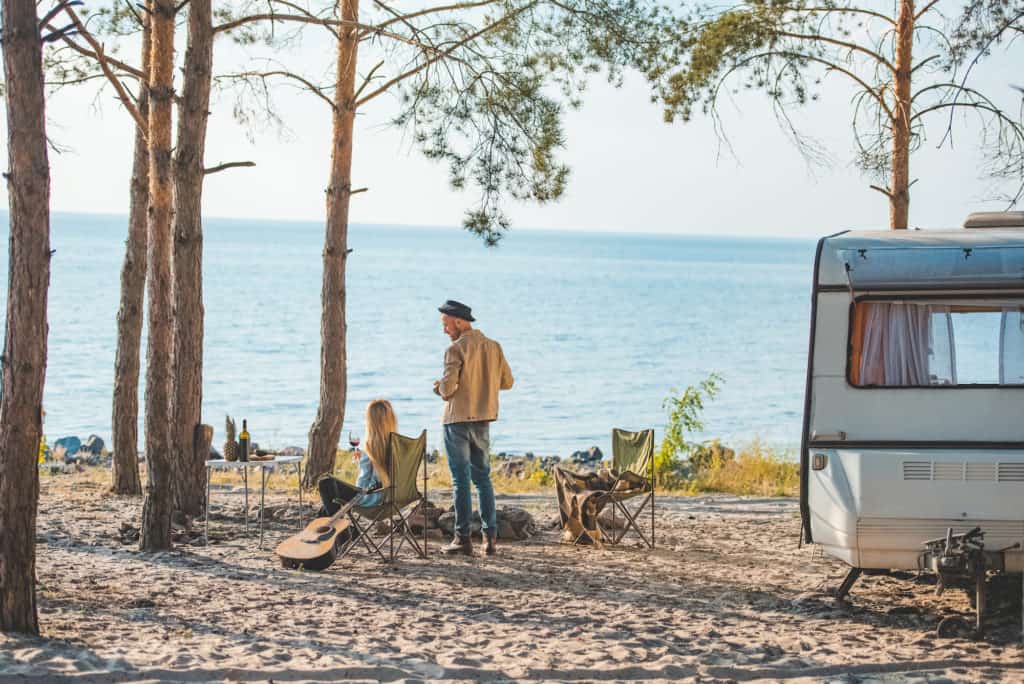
[356,452,384,490]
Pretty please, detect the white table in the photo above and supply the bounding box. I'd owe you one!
[205,455,304,548]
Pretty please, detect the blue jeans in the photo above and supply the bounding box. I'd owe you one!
[443,421,497,536]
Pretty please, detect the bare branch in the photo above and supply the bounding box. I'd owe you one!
[356,1,539,107]
[60,6,147,135]
[352,59,385,102]
[217,70,336,110]
[38,0,82,30]
[914,0,941,21]
[371,0,505,32]
[777,30,897,73]
[204,161,256,174]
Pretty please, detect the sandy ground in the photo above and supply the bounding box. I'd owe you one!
[1,472,1022,683]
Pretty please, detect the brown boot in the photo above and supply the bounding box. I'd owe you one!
[484,530,497,556]
[441,534,473,556]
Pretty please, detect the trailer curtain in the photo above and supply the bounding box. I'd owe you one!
[854,303,934,386]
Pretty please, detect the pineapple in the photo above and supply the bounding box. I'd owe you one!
[223,415,239,461]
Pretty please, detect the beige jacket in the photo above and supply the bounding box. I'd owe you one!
[434,329,513,424]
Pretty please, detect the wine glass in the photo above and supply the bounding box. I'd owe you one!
[348,431,361,460]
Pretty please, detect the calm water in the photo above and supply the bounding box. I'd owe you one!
[1,212,818,457]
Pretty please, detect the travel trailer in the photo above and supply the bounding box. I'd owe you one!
[800,211,1024,629]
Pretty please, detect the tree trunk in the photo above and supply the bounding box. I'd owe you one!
[171,0,212,518]
[0,0,51,635]
[889,0,914,230]
[304,0,360,488]
[111,13,151,496]
[140,0,177,551]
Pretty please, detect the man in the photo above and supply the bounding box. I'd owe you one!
[433,300,513,556]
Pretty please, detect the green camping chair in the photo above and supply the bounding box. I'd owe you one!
[607,428,656,548]
[338,430,429,562]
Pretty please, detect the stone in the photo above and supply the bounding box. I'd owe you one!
[407,499,443,533]
[495,506,537,540]
[570,446,603,465]
[55,436,81,460]
[437,510,482,537]
[279,446,305,457]
[209,446,222,460]
[436,507,537,541]
[82,434,105,455]
[497,459,527,479]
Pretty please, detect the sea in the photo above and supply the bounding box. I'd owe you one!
[2,212,819,459]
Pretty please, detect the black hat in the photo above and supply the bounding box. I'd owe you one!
[438,300,475,322]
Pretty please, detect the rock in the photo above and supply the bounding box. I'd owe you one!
[689,439,735,473]
[497,459,527,479]
[538,456,562,472]
[427,449,440,464]
[55,436,81,460]
[596,511,628,531]
[436,507,536,541]
[437,510,482,537]
[570,446,603,466]
[495,506,536,540]
[82,434,105,455]
[407,499,443,533]
[118,522,140,545]
[209,446,222,460]
[279,446,305,457]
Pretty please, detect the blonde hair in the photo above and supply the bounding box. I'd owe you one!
[364,399,397,486]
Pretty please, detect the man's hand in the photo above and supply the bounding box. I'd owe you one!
[433,380,441,396]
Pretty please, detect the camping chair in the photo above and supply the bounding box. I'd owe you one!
[337,430,429,562]
[606,428,655,548]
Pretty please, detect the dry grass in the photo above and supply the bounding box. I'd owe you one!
[40,441,799,501]
[672,441,799,497]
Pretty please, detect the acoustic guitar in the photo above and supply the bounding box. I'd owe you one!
[275,495,362,571]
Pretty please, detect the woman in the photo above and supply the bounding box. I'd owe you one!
[317,399,397,515]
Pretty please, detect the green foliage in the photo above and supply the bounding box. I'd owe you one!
[647,0,1024,198]
[390,0,670,244]
[655,373,722,486]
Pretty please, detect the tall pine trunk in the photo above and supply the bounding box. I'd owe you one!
[304,0,360,488]
[0,0,51,634]
[140,0,177,551]
[171,0,213,517]
[890,0,914,230]
[111,13,151,496]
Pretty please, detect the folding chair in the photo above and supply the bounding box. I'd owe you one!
[337,430,429,562]
[607,428,655,548]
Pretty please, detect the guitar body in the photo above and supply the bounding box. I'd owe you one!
[275,516,352,571]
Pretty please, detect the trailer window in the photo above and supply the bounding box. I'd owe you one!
[849,301,1024,387]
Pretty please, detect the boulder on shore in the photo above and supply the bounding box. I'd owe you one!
[55,436,81,459]
[83,435,105,455]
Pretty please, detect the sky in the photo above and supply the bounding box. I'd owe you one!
[8,8,1024,239]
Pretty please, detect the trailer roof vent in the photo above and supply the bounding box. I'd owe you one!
[963,211,1024,229]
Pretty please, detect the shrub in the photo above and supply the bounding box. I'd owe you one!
[655,373,723,487]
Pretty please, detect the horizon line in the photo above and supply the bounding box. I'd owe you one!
[24,208,832,242]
